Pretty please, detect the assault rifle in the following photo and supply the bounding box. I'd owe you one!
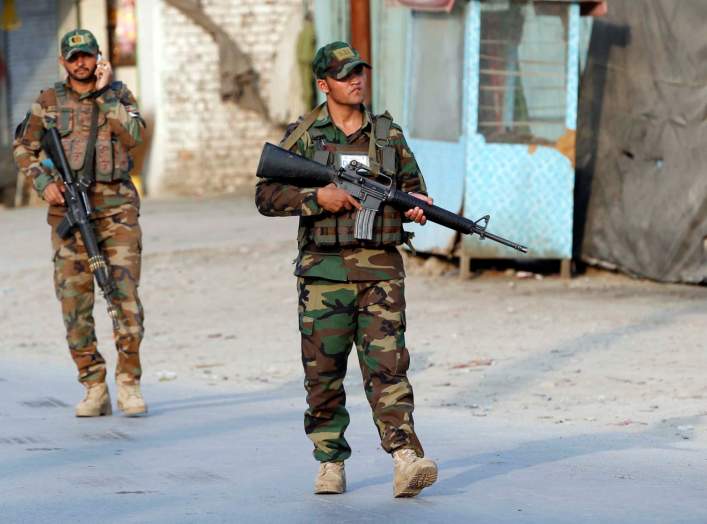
[42,125,119,328]
[256,143,528,253]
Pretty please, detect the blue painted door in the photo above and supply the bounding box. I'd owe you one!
[401,4,468,254]
[462,1,579,259]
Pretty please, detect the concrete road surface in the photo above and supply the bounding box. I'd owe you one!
[1,197,706,523]
[1,358,706,524]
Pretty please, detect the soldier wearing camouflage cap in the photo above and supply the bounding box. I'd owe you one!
[13,29,147,417]
[256,41,438,497]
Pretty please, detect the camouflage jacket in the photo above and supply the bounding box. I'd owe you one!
[13,79,144,218]
[256,104,427,281]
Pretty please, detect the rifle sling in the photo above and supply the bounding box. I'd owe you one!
[279,103,326,152]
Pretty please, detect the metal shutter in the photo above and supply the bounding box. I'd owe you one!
[7,1,58,129]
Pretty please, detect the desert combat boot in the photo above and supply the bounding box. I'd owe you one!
[392,448,438,497]
[314,461,346,494]
[116,380,147,416]
[75,383,112,417]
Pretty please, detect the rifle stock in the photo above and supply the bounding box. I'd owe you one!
[256,142,334,186]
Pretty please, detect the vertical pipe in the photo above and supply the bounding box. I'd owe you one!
[350,0,372,106]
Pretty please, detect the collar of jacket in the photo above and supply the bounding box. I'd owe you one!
[61,77,100,101]
[311,103,373,132]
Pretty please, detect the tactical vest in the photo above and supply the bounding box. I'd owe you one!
[54,81,131,183]
[282,104,406,249]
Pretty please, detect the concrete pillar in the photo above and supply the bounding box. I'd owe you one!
[78,0,108,54]
[136,0,164,195]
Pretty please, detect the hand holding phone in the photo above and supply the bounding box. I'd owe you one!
[95,52,113,90]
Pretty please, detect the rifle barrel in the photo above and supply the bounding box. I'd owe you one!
[388,189,528,253]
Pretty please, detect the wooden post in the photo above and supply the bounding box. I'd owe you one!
[350,0,372,106]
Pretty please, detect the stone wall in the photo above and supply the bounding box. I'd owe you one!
[155,0,306,196]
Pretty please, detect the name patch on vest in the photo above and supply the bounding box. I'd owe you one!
[337,153,369,170]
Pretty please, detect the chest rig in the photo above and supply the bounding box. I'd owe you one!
[282,104,406,249]
[54,82,131,183]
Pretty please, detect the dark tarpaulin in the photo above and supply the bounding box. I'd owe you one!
[576,0,707,283]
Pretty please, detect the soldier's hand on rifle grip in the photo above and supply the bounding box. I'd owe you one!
[316,183,362,213]
[43,181,66,206]
[405,193,433,225]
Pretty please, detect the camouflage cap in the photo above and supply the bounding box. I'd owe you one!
[60,29,99,60]
[312,41,371,80]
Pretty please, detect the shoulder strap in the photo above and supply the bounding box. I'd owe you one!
[279,103,326,151]
[375,112,393,141]
[54,82,68,107]
[368,112,395,175]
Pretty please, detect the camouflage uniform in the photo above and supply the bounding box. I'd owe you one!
[256,102,428,462]
[13,50,145,386]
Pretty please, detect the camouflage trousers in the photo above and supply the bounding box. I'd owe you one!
[49,206,144,386]
[297,277,423,462]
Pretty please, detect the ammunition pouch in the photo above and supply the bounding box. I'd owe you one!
[299,203,408,249]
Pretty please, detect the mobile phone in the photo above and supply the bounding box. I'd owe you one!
[96,52,106,79]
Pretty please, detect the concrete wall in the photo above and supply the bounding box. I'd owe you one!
[140,0,309,197]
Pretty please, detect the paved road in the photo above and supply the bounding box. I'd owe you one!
[2,198,706,523]
[1,358,705,524]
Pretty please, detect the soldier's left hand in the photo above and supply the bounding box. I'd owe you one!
[405,193,433,225]
[95,58,113,90]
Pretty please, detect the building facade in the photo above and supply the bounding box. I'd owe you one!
[137,0,312,196]
[0,0,314,203]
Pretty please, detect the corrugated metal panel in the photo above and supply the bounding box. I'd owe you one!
[7,1,59,129]
[464,143,574,258]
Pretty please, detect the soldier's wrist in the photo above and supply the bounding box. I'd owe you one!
[33,171,55,197]
[302,189,323,216]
